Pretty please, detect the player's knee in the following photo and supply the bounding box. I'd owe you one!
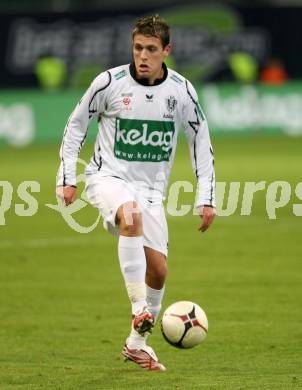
[121,221,142,236]
[116,201,143,236]
[147,260,167,283]
[157,261,168,282]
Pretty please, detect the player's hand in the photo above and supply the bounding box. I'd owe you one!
[56,186,77,206]
[197,206,216,233]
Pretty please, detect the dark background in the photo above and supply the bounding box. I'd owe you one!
[0,1,301,87]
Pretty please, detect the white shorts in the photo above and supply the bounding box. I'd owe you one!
[85,174,168,256]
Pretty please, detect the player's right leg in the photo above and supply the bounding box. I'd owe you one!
[116,202,166,371]
[116,201,154,336]
[121,245,167,371]
[85,176,163,370]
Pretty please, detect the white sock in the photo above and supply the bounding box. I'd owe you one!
[127,328,146,349]
[146,284,165,322]
[118,235,147,314]
[126,285,166,349]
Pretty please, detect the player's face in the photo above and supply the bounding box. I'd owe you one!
[132,34,171,84]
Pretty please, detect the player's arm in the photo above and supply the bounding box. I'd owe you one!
[56,71,111,205]
[182,80,216,232]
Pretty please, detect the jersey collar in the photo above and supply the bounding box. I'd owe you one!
[129,62,168,86]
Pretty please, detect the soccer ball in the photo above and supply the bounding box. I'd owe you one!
[160,301,208,349]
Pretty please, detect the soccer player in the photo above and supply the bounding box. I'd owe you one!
[57,15,215,371]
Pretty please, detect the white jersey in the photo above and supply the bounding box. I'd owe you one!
[58,63,215,207]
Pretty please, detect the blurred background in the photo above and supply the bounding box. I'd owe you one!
[1,0,302,145]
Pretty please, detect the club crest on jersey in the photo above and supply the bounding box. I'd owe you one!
[166,95,177,113]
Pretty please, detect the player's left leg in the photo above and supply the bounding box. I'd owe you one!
[142,201,168,324]
[145,246,167,321]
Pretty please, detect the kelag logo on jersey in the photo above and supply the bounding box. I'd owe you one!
[114,118,175,162]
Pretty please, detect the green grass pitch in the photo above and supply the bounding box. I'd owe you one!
[0,135,301,389]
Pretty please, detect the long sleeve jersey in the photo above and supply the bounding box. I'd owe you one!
[58,63,215,207]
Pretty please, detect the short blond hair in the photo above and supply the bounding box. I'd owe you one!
[132,14,170,47]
